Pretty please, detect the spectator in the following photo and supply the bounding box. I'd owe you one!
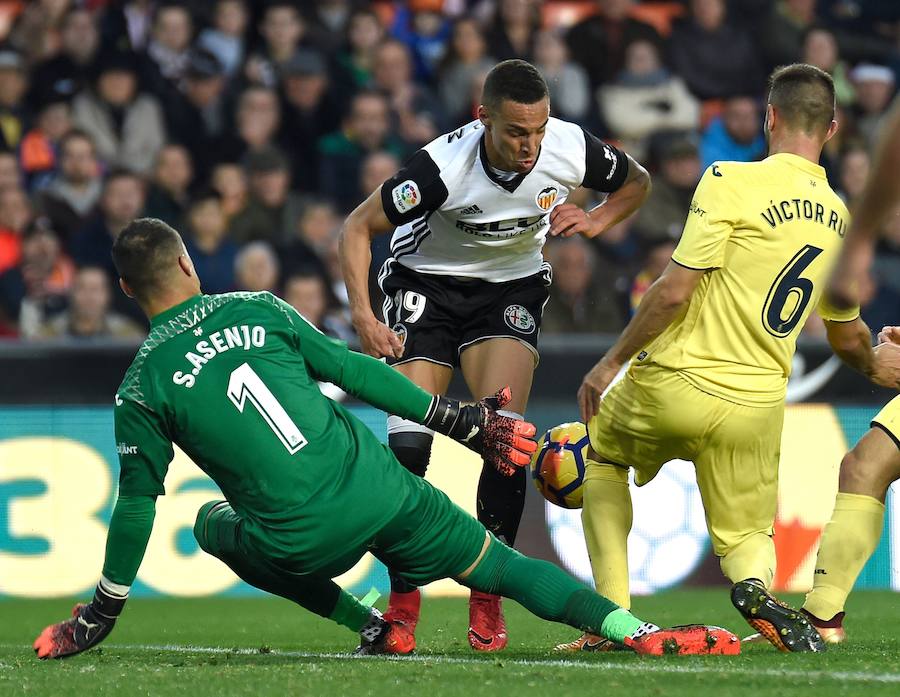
[283,271,354,343]
[836,144,870,207]
[542,236,625,334]
[300,202,342,254]
[19,98,72,191]
[144,144,194,226]
[317,90,406,211]
[72,50,167,174]
[360,150,401,200]
[100,0,156,53]
[857,205,900,334]
[534,30,590,124]
[234,241,279,293]
[802,26,855,106]
[0,187,31,274]
[245,2,312,88]
[8,0,70,65]
[758,0,819,71]
[566,0,662,91]
[335,7,386,91]
[0,48,29,151]
[390,0,452,84]
[28,7,100,110]
[183,189,237,295]
[372,39,443,147]
[485,0,540,63]
[305,0,355,40]
[0,150,22,191]
[630,239,677,313]
[34,130,103,242]
[164,47,229,180]
[279,50,342,194]
[0,220,72,338]
[670,0,765,100]
[217,85,282,164]
[700,96,765,169]
[872,204,900,301]
[850,64,896,149]
[633,138,702,244]
[37,265,144,340]
[197,0,248,79]
[230,147,304,246]
[144,3,194,90]
[437,17,495,122]
[280,200,336,284]
[71,170,146,280]
[210,161,247,218]
[600,39,700,160]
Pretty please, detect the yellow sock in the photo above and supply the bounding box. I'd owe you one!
[803,492,885,620]
[581,460,632,609]
[720,532,776,588]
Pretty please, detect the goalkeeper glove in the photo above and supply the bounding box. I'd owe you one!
[423,386,537,476]
[33,582,127,659]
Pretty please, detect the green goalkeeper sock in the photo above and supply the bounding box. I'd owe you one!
[463,535,651,642]
[330,591,376,632]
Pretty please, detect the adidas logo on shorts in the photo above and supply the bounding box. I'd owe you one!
[460,204,483,215]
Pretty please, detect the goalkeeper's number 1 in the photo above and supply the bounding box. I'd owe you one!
[227,362,308,454]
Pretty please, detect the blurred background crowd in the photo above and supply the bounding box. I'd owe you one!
[0,0,897,344]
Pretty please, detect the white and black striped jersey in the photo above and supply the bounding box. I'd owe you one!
[378,117,628,282]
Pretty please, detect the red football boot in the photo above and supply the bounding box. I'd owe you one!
[468,590,508,652]
[624,625,741,656]
[382,589,420,654]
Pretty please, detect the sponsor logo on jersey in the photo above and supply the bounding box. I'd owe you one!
[460,203,483,215]
[535,186,558,211]
[455,213,546,238]
[117,442,138,455]
[504,304,536,334]
[392,180,420,213]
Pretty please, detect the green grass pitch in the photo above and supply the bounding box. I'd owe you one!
[2,590,898,696]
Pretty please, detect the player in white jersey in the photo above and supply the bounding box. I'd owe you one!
[339,59,650,653]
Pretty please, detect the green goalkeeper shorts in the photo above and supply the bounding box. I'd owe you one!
[195,465,488,586]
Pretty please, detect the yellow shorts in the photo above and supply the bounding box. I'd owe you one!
[872,395,900,447]
[587,363,785,557]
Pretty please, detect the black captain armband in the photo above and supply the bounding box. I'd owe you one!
[582,129,628,193]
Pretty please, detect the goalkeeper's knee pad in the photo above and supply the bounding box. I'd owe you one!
[387,417,434,478]
[193,499,234,556]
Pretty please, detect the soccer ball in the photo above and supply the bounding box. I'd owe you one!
[530,422,590,509]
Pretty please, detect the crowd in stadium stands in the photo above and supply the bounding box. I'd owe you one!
[0,0,897,343]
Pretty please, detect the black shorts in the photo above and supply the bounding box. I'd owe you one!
[379,261,552,368]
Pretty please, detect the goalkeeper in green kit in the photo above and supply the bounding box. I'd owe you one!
[34,219,738,659]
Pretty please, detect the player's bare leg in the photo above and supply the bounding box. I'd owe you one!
[383,359,453,653]
[460,338,535,651]
[802,425,900,643]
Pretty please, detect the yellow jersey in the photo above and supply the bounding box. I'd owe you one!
[640,153,859,406]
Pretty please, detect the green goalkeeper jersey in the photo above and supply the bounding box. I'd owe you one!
[113,291,433,568]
